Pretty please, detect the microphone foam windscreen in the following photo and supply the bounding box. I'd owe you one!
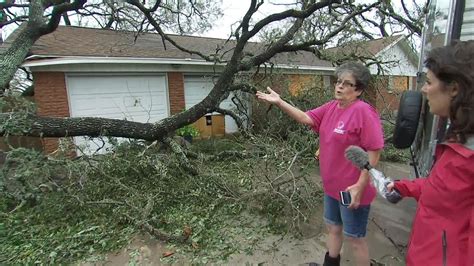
[344,145,369,170]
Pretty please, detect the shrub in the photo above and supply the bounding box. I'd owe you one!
[381,121,411,163]
[250,77,332,160]
[176,124,200,137]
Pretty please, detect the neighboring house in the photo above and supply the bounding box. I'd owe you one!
[325,35,419,113]
[17,26,417,154]
[19,26,334,154]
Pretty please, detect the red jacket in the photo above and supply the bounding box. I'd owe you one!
[394,142,474,266]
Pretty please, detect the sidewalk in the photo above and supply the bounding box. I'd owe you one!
[85,162,418,265]
[228,161,418,265]
[353,161,417,265]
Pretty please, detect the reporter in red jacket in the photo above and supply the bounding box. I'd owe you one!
[388,40,474,266]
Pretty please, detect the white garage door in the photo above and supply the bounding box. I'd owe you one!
[67,74,169,154]
[184,76,239,133]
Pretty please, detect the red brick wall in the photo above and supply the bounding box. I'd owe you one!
[33,72,186,153]
[287,74,324,96]
[168,72,185,114]
[33,72,70,154]
[375,76,409,115]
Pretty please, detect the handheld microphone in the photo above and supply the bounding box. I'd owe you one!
[344,145,402,204]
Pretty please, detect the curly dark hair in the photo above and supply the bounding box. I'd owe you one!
[424,40,474,144]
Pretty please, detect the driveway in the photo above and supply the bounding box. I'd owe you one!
[85,161,417,265]
[227,161,417,266]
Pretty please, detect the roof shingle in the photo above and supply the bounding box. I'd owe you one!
[325,35,403,57]
[23,26,404,68]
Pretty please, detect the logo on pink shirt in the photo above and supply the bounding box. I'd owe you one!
[333,121,345,134]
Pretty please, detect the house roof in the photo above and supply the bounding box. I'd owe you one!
[325,35,404,57]
[324,35,419,70]
[18,26,415,71]
[23,26,333,69]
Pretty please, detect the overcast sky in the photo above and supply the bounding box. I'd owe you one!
[199,0,422,39]
[200,0,294,39]
[1,0,424,41]
[0,0,291,41]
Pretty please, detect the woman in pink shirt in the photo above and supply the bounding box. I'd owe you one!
[257,62,384,266]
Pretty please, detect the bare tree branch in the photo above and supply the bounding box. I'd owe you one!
[125,0,218,62]
[378,4,424,35]
[243,1,380,70]
[215,107,244,130]
[0,0,425,142]
[0,0,87,91]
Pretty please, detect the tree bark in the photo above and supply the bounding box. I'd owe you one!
[0,0,87,92]
[1,113,168,141]
[0,0,424,141]
[0,24,42,92]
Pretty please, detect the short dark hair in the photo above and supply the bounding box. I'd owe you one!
[425,40,474,143]
[334,62,371,91]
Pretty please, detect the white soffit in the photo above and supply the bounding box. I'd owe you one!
[22,56,335,72]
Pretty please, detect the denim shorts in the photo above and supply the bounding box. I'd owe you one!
[323,194,371,238]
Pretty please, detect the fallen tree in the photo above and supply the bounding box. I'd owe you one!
[0,0,426,141]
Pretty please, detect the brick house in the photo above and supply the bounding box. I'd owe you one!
[325,35,419,113]
[19,26,417,154]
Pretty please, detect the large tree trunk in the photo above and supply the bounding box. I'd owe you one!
[0,0,423,142]
[0,0,87,92]
[0,23,42,92]
[1,114,173,141]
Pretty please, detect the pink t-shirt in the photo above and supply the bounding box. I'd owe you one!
[306,100,384,205]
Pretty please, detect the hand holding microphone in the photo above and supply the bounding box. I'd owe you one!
[344,145,402,204]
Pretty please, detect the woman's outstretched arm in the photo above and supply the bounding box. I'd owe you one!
[256,87,314,126]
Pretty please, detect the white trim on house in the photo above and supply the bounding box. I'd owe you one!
[369,41,418,77]
[22,56,336,73]
[375,36,405,56]
[23,56,214,67]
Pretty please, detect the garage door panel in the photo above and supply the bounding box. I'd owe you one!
[73,98,97,108]
[184,76,244,134]
[69,77,163,95]
[184,79,213,109]
[122,94,167,109]
[72,95,166,112]
[67,75,169,155]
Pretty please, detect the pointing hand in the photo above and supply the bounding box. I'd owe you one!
[256,87,282,105]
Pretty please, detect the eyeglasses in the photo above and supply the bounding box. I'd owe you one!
[334,80,356,88]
